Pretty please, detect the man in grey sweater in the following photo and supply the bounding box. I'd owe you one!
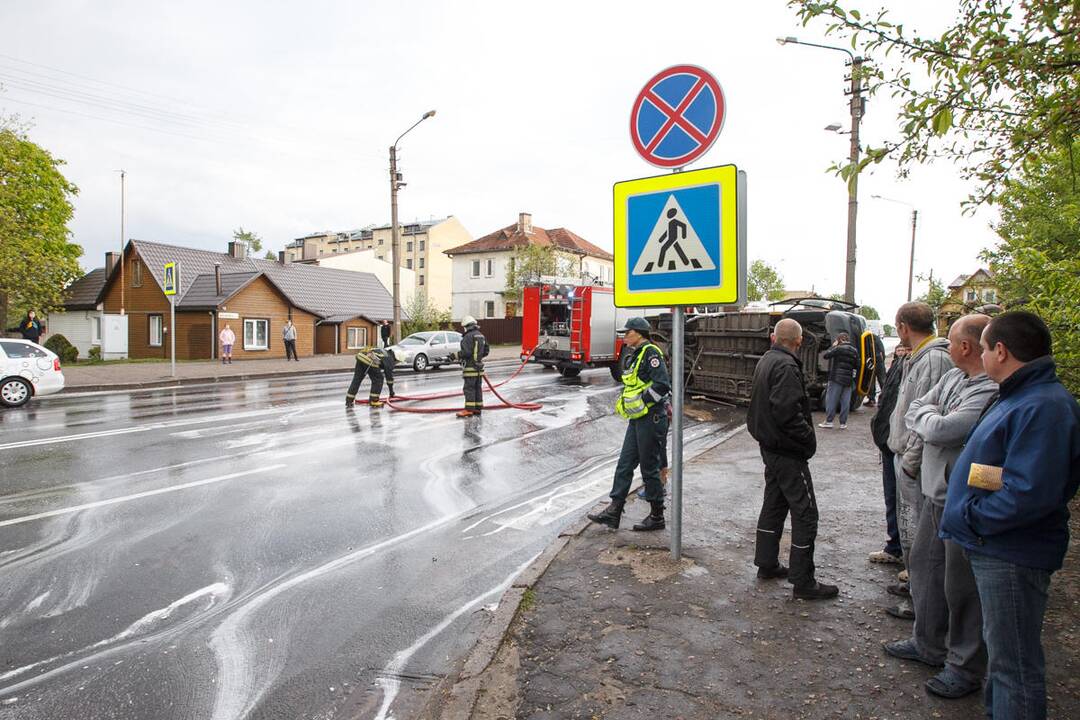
[885,302,954,619]
[884,314,997,698]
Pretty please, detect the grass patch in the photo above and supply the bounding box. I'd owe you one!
[520,587,537,612]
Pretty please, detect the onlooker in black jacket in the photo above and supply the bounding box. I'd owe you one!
[10,311,44,343]
[820,333,860,429]
[747,318,837,600]
[868,345,910,565]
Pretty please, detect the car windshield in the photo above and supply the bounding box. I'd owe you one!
[400,333,433,346]
[0,341,48,359]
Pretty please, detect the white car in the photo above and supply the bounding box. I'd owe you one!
[388,331,463,372]
[0,339,66,408]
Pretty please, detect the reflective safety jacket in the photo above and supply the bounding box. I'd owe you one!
[461,327,490,377]
[356,347,395,383]
[615,343,669,420]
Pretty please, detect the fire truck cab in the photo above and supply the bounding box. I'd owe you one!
[521,285,631,379]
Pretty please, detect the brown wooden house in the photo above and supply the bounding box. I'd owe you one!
[93,239,393,360]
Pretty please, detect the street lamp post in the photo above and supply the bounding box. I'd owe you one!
[778,36,866,304]
[389,110,436,344]
[871,194,919,302]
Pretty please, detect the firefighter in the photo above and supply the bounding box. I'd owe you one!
[456,315,490,418]
[345,346,396,408]
[588,317,670,531]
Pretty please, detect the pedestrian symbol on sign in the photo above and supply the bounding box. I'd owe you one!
[632,195,716,276]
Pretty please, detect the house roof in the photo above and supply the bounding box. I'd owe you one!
[947,268,994,289]
[105,239,397,322]
[444,223,613,261]
[62,268,107,310]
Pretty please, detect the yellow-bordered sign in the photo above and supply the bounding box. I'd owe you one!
[163,262,178,296]
[614,164,746,308]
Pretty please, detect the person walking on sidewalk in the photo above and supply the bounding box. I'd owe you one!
[282,320,299,361]
[868,344,910,565]
[746,318,837,600]
[380,320,392,348]
[886,302,953,620]
[588,317,670,532]
[219,323,236,364]
[883,314,996,699]
[942,311,1080,719]
[456,316,489,418]
[820,332,859,429]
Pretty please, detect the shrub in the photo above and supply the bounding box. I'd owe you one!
[44,333,78,363]
[88,345,102,361]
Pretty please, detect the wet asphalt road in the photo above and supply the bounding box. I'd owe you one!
[0,362,732,720]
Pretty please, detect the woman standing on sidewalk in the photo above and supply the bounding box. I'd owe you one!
[219,323,236,364]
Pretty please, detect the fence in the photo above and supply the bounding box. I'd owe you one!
[457,317,521,345]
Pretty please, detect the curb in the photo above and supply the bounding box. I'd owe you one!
[432,510,599,720]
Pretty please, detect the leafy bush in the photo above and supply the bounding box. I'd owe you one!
[402,291,451,337]
[44,333,78,363]
[88,345,102,361]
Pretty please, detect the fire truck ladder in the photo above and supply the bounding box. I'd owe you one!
[569,296,585,357]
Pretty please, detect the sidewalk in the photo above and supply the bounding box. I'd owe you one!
[58,345,524,393]
[436,408,1080,719]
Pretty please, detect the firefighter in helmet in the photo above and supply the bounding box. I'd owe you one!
[345,346,396,408]
[457,315,490,418]
[588,317,670,531]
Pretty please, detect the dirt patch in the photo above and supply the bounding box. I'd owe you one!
[597,545,695,584]
[470,636,522,720]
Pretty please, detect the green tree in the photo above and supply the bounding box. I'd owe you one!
[788,1,1080,208]
[747,259,785,302]
[402,290,451,337]
[883,323,896,336]
[263,250,276,261]
[857,305,880,320]
[0,126,81,331]
[502,245,577,310]
[983,141,1080,393]
[232,227,262,253]
[916,273,948,317]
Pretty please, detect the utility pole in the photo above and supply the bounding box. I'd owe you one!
[907,209,918,302]
[120,169,126,315]
[389,146,401,344]
[844,57,864,304]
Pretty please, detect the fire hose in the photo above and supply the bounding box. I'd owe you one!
[356,347,544,413]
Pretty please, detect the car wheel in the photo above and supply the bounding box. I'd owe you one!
[558,366,581,378]
[0,377,32,408]
[413,354,429,372]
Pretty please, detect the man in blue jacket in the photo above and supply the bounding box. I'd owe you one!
[941,311,1080,719]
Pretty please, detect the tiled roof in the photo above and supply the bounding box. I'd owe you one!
[120,239,396,322]
[947,268,995,289]
[177,271,261,309]
[444,223,613,261]
[62,268,106,310]
[947,274,969,289]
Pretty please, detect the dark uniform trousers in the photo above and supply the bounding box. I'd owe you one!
[754,449,819,587]
[462,372,483,412]
[610,405,668,503]
[347,362,390,404]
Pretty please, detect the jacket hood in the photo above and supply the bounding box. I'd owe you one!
[910,336,950,362]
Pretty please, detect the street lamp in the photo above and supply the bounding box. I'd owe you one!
[871,194,919,302]
[778,36,867,304]
[389,109,437,344]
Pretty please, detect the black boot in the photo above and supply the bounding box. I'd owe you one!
[632,501,665,532]
[588,500,625,529]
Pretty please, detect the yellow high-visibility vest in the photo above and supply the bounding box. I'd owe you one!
[615,343,663,420]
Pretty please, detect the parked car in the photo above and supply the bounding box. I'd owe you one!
[1,339,66,408]
[388,331,463,371]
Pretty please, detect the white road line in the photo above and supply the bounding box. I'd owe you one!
[0,465,285,528]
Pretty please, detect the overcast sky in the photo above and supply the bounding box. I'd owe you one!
[1,0,1000,319]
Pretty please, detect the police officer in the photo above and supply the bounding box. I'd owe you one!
[345,346,396,408]
[457,315,490,418]
[588,317,670,531]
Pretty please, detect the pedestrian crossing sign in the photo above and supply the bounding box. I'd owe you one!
[163,262,178,296]
[613,165,746,307]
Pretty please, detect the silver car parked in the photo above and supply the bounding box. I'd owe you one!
[388,331,463,371]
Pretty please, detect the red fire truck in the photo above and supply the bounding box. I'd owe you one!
[520,285,635,379]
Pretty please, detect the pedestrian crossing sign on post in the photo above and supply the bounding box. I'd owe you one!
[163,262,178,296]
[613,164,746,308]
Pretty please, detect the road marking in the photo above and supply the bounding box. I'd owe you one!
[0,466,285,528]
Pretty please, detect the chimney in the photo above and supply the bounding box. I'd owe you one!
[105,251,118,277]
[227,241,247,260]
[278,250,289,265]
[517,212,533,235]
[214,263,222,296]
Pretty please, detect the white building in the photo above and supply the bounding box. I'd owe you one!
[444,213,614,321]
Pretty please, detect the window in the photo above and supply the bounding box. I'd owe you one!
[406,241,413,252]
[485,300,496,318]
[419,257,425,269]
[419,240,425,251]
[131,260,143,287]
[377,255,384,261]
[90,316,101,345]
[965,289,977,302]
[148,315,163,346]
[0,341,48,358]
[244,318,269,350]
[347,327,368,349]
[485,259,494,277]
[470,260,481,278]
[419,275,425,286]
[983,289,997,303]
[406,259,413,269]
[378,238,384,245]
[446,331,462,344]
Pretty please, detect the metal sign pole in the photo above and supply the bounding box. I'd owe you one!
[671,305,684,560]
[170,294,176,378]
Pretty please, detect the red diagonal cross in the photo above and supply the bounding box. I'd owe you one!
[643,78,710,154]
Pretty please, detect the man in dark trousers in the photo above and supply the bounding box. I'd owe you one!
[820,332,860,429]
[747,317,838,600]
[457,316,489,418]
[345,346,395,408]
[868,344,910,565]
[588,317,670,532]
[380,320,392,348]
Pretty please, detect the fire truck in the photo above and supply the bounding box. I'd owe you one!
[520,284,634,379]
